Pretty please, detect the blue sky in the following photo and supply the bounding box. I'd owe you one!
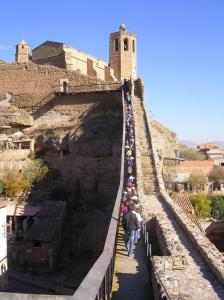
[0,0,223,143]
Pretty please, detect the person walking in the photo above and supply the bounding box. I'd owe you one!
[123,204,139,257]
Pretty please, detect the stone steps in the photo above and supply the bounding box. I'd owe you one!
[142,182,156,194]
[132,95,159,195]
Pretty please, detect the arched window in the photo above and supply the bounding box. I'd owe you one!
[132,40,135,53]
[124,38,129,51]
[114,39,119,52]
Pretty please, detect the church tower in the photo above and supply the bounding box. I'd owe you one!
[109,24,137,81]
[15,40,30,63]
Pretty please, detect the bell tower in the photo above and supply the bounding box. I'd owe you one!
[15,40,30,63]
[109,24,137,81]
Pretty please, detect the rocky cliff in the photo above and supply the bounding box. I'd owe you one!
[151,118,178,158]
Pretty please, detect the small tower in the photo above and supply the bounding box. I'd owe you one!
[109,24,137,81]
[15,40,30,63]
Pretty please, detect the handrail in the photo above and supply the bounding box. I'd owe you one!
[54,82,122,94]
[73,90,126,299]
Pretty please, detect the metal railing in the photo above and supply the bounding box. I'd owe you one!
[54,82,122,94]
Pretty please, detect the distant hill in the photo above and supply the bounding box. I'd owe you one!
[180,140,224,149]
[212,141,224,148]
[180,140,197,148]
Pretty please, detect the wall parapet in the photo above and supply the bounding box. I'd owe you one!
[136,75,224,288]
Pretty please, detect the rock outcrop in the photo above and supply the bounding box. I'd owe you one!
[0,106,33,127]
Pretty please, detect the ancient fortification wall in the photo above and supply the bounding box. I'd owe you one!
[134,79,224,294]
[0,61,101,101]
[0,62,123,268]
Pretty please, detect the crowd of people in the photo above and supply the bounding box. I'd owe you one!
[121,84,143,257]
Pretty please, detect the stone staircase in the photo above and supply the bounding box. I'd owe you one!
[132,96,158,194]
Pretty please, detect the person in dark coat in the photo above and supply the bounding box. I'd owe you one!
[123,204,139,256]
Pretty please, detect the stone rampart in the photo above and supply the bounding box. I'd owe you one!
[0,62,103,101]
[136,79,224,288]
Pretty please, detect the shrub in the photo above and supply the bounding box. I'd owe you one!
[189,194,211,218]
[4,172,30,197]
[210,196,224,220]
[4,159,49,198]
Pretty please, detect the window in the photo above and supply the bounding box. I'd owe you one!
[114,39,119,52]
[124,38,129,51]
[22,45,24,49]
[132,40,135,53]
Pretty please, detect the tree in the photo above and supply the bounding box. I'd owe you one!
[210,196,224,220]
[190,194,211,219]
[208,166,224,182]
[188,172,207,191]
[179,148,206,160]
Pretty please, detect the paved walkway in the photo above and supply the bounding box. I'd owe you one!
[111,220,153,300]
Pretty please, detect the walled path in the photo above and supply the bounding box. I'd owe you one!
[111,220,153,300]
[145,195,224,299]
[133,94,224,299]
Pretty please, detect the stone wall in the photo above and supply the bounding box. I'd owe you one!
[10,90,123,209]
[0,62,102,101]
[136,78,224,289]
[31,42,116,81]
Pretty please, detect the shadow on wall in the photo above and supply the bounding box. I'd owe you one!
[32,91,123,209]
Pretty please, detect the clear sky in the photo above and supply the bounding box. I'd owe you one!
[0,0,223,144]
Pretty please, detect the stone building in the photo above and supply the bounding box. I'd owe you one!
[7,202,66,274]
[15,40,31,63]
[109,24,137,80]
[15,25,137,81]
[0,201,8,291]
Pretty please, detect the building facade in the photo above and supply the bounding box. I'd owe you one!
[15,25,137,82]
